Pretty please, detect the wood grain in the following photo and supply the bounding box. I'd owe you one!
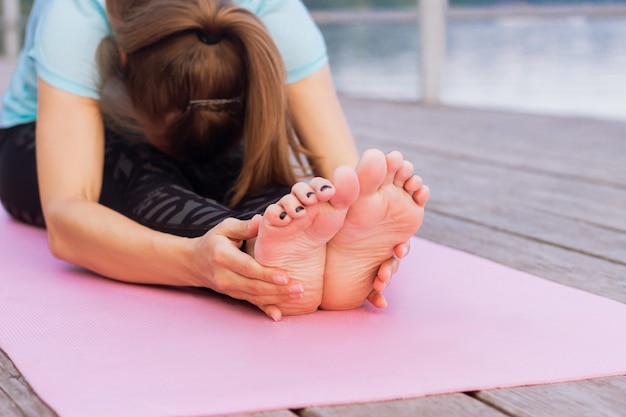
[299,394,507,417]
[473,376,626,417]
[0,348,58,417]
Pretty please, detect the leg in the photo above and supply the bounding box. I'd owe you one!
[254,166,359,315]
[321,149,430,310]
[0,125,269,237]
[103,133,289,238]
[0,123,45,226]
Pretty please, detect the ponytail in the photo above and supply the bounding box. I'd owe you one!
[99,0,311,206]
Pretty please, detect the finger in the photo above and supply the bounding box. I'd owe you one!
[230,282,304,310]
[214,240,290,285]
[394,240,410,259]
[367,290,388,309]
[247,214,262,235]
[259,305,283,322]
[375,255,402,292]
[374,263,391,292]
[217,216,261,242]
[218,263,305,298]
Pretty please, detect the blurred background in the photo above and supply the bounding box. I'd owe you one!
[1,0,625,121]
[303,0,626,122]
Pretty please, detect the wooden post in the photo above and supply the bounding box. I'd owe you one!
[419,0,447,104]
[2,0,20,58]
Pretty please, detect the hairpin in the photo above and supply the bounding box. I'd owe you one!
[186,97,242,113]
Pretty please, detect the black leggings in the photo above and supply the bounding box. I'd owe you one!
[0,122,290,238]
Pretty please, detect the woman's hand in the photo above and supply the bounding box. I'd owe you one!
[367,240,410,308]
[191,215,303,321]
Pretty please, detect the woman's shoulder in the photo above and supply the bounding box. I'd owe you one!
[42,0,107,20]
[35,0,110,99]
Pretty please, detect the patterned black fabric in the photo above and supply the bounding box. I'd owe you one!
[0,123,45,227]
[0,123,290,238]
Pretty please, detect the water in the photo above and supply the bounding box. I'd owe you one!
[320,15,626,121]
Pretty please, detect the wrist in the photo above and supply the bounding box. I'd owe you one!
[153,233,201,287]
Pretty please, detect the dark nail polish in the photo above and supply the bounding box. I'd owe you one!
[320,185,333,191]
[306,191,315,198]
[279,211,287,220]
[295,206,304,213]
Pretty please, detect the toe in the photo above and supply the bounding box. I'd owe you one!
[414,185,430,206]
[291,182,319,206]
[394,160,415,188]
[385,151,404,185]
[279,194,307,218]
[329,165,359,209]
[263,202,292,226]
[309,177,336,202]
[404,174,424,194]
[356,149,387,194]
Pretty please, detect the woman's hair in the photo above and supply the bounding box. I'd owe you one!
[98,0,310,206]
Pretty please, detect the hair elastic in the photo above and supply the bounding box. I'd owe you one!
[197,31,224,45]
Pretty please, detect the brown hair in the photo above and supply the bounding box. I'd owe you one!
[98,0,310,206]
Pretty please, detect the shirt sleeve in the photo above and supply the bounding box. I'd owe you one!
[34,0,111,99]
[251,0,328,84]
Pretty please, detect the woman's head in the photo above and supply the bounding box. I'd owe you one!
[99,0,308,205]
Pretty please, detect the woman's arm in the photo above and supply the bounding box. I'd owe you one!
[36,79,295,320]
[286,64,359,178]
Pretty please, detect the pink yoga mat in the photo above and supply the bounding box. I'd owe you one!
[1,208,625,417]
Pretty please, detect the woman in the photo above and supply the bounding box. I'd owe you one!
[0,0,428,319]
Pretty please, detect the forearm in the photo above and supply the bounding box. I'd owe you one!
[287,64,359,178]
[36,80,196,287]
[45,198,199,287]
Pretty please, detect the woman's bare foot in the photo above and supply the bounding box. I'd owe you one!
[321,149,430,310]
[254,166,359,316]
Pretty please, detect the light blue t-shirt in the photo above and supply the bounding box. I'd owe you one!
[0,0,327,128]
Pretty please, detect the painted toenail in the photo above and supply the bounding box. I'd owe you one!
[279,211,287,220]
[295,206,304,213]
[320,185,332,191]
[306,191,315,198]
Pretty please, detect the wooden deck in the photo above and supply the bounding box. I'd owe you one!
[1,64,625,415]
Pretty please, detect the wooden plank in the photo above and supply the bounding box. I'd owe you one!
[0,349,58,417]
[419,211,626,303]
[341,97,626,163]
[0,388,26,417]
[341,97,626,186]
[473,376,626,417]
[231,411,299,417]
[299,393,507,417]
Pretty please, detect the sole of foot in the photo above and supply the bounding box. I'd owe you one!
[254,166,359,316]
[321,149,429,310]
